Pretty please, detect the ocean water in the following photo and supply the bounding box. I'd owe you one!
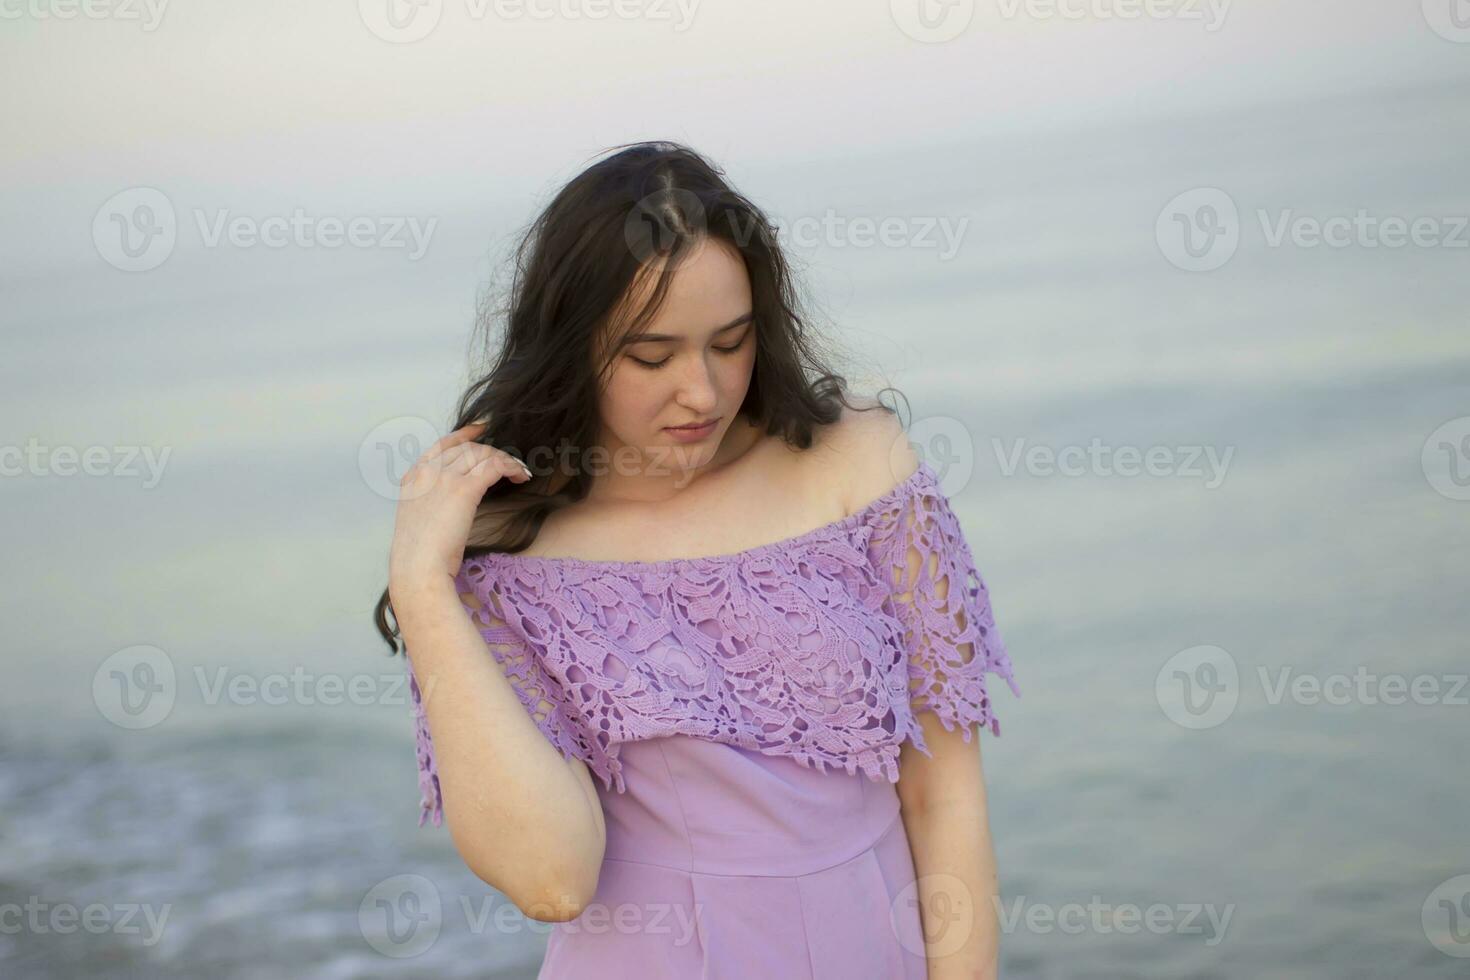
[3,78,1468,977]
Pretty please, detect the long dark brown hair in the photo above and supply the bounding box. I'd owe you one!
[374,140,904,654]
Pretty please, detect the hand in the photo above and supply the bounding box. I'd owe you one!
[387,421,531,600]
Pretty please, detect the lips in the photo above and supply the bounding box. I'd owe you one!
[666,418,718,430]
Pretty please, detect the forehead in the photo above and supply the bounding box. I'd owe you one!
[619,238,752,341]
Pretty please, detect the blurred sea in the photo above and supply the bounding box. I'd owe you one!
[2,78,1468,978]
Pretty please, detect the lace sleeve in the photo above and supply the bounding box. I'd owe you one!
[865,466,1020,740]
[404,565,616,828]
[405,651,443,828]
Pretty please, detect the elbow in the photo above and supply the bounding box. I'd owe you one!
[455,834,602,922]
[502,865,601,922]
[443,789,607,922]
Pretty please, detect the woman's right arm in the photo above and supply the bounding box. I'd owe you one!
[387,421,605,921]
[392,579,606,920]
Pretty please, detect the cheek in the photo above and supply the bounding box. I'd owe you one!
[603,361,665,421]
[722,341,757,390]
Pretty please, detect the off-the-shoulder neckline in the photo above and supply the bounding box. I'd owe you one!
[465,459,938,574]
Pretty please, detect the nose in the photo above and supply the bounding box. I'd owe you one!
[672,352,719,413]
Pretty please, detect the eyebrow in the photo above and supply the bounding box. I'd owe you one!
[621,312,754,346]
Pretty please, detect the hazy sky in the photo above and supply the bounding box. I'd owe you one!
[3,0,1467,191]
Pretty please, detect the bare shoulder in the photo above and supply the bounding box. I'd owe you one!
[807,393,922,515]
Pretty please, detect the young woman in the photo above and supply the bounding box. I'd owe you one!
[375,141,1020,978]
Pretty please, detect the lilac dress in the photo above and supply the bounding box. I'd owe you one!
[405,460,1020,978]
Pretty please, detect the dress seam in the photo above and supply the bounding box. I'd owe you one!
[652,739,697,872]
[599,809,905,880]
[795,874,817,980]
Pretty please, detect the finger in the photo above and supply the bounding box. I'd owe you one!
[471,454,530,485]
[444,443,530,481]
[420,419,490,463]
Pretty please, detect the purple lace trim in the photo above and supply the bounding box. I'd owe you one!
[407,667,441,828]
[406,461,1019,829]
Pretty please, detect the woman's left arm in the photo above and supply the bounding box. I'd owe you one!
[898,711,1001,980]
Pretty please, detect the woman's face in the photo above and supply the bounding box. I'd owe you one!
[594,236,758,481]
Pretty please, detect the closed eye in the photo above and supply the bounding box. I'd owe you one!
[629,331,749,370]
